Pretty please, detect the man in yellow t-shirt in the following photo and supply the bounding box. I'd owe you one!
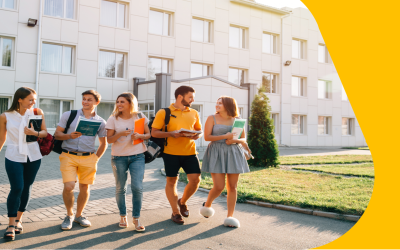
[151,85,202,225]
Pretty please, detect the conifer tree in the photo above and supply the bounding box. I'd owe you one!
[247,86,279,167]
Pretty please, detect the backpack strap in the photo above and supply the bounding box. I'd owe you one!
[163,108,171,146]
[64,110,78,135]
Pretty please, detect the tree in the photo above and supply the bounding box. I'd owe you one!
[247,85,279,167]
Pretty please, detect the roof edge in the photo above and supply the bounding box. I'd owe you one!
[230,0,291,15]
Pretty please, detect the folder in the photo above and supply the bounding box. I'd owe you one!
[133,117,145,145]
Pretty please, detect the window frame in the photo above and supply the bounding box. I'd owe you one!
[292,39,306,59]
[270,113,279,134]
[318,44,331,64]
[318,116,331,135]
[318,80,331,99]
[43,0,76,20]
[291,114,306,135]
[96,102,115,120]
[0,36,15,69]
[262,72,278,94]
[191,18,212,43]
[228,67,246,86]
[100,0,128,29]
[342,117,354,136]
[190,62,211,78]
[262,32,277,54]
[229,26,246,49]
[0,96,11,114]
[138,102,155,119]
[291,76,306,97]
[149,9,172,36]
[0,0,15,10]
[147,57,171,80]
[98,50,126,79]
[40,42,75,75]
[38,98,73,129]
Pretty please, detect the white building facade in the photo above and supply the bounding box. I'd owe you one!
[0,0,366,147]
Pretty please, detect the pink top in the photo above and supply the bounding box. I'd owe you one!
[105,113,149,156]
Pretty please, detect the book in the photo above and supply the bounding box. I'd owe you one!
[24,115,42,143]
[231,119,246,139]
[177,128,203,137]
[74,117,102,136]
[133,117,145,145]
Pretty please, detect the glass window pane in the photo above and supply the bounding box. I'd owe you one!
[40,99,60,128]
[240,70,245,85]
[272,35,277,54]
[62,101,71,113]
[318,116,324,135]
[292,40,299,58]
[291,115,298,134]
[139,103,147,111]
[318,45,325,63]
[325,82,330,99]
[229,27,239,48]
[262,73,271,93]
[263,33,271,53]
[204,21,210,42]
[116,53,124,78]
[1,38,12,67]
[325,117,329,134]
[98,51,116,78]
[97,102,115,119]
[300,78,304,96]
[342,85,348,101]
[4,0,14,9]
[149,10,163,35]
[0,98,9,114]
[192,19,204,42]
[291,77,299,96]
[229,68,239,85]
[240,28,245,48]
[318,80,325,99]
[203,65,209,76]
[44,0,64,18]
[147,58,161,80]
[271,74,277,93]
[342,118,348,135]
[41,43,63,73]
[118,3,125,28]
[300,41,303,59]
[65,0,74,19]
[191,63,202,78]
[163,13,170,36]
[161,59,168,73]
[149,103,154,110]
[62,46,72,74]
[300,116,304,134]
[101,0,117,27]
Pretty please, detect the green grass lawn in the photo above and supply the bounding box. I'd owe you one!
[341,147,370,150]
[292,163,374,178]
[279,155,373,165]
[179,166,373,215]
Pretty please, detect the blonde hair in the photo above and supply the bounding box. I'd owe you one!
[216,96,239,118]
[111,92,138,119]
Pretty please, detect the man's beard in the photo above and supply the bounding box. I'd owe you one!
[182,99,191,107]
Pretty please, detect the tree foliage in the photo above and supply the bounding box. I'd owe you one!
[247,86,280,167]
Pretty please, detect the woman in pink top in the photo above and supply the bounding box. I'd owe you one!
[106,93,150,232]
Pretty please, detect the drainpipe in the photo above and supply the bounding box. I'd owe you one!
[34,0,44,107]
[280,12,291,146]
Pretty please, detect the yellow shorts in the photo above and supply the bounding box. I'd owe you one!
[59,152,99,185]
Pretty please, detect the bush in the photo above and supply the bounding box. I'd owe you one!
[247,86,279,167]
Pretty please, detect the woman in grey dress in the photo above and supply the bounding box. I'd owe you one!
[200,96,250,228]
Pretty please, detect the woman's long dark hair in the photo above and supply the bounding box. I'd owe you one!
[6,87,36,113]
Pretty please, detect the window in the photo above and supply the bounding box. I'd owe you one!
[0,97,10,114]
[41,43,73,74]
[0,37,13,68]
[318,80,331,99]
[139,103,155,119]
[318,44,331,63]
[342,85,348,101]
[342,118,354,136]
[97,102,115,119]
[98,51,125,78]
[292,39,305,59]
[149,10,171,36]
[262,33,277,54]
[291,77,305,97]
[191,63,210,78]
[100,0,127,28]
[318,116,330,135]
[270,113,279,134]
[192,19,211,43]
[39,99,72,128]
[44,0,75,19]
[239,107,244,118]
[147,57,170,80]
[229,26,245,49]
[229,68,245,85]
[0,0,15,9]
[291,115,305,134]
[262,73,277,93]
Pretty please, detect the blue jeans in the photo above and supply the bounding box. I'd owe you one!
[111,154,145,218]
[5,158,41,217]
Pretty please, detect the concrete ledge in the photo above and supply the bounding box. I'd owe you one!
[275,204,313,215]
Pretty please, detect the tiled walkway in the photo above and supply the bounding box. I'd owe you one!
[0,149,224,224]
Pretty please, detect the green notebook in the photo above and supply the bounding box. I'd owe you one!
[74,117,102,136]
[231,119,246,139]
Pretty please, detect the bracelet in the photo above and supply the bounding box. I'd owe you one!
[69,134,72,139]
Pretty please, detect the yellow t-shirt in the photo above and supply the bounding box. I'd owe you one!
[152,103,202,156]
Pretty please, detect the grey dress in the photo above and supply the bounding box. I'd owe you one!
[202,116,250,174]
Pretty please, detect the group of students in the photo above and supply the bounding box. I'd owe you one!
[0,85,250,241]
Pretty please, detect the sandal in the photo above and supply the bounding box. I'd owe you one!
[200,202,215,218]
[15,219,23,234]
[133,218,145,232]
[4,225,15,241]
[224,217,240,228]
[119,216,128,228]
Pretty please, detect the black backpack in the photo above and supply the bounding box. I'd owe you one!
[52,110,78,154]
[143,108,174,164]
